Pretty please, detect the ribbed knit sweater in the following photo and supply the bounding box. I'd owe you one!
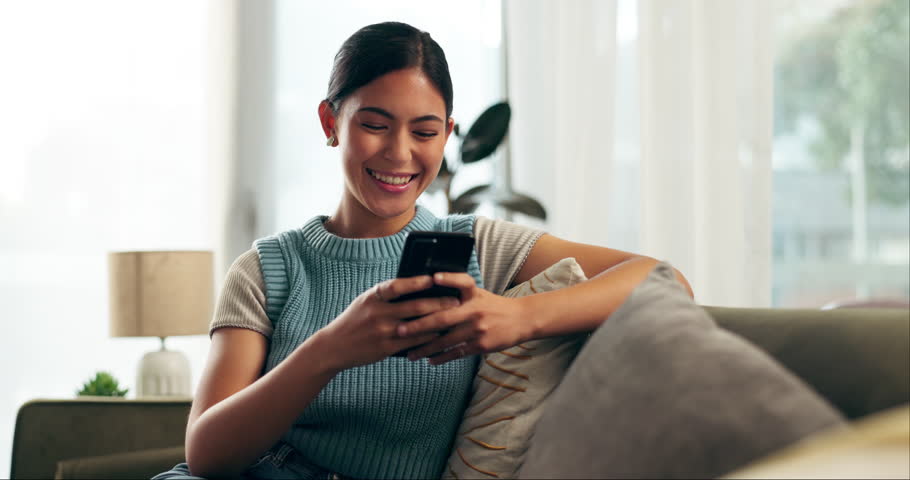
[254,206,484,480]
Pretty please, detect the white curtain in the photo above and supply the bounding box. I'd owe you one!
[504,0,618,247]
[505,0,772,307]
[207,0,241,284]
[638,0,773,307]
[210,0,280,283]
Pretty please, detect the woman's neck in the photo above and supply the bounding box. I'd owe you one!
[324,199,417,239]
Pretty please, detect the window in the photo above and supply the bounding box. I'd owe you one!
[772,0,910,307]
[0,1,212,475]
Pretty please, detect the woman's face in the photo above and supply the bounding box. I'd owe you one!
[328,68,454,223]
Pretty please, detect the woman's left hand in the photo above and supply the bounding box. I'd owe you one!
[396,272,533,365]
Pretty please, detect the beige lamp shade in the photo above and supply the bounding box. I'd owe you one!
[108,250,214,338]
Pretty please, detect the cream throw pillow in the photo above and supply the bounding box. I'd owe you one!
[442,257,589,479]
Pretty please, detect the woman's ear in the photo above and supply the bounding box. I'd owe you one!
[445,117,455,140]
[318,100,337,139]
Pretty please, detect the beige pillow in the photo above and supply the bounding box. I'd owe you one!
[723,405,908,479]
[442,257,589,479]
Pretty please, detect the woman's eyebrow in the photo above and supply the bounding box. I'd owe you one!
[357,106,444,124]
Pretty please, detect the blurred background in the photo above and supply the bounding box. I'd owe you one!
[1,0,907,475]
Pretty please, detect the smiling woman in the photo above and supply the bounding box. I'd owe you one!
[154,19,691,480]
[314,21,455,238]
[156,22,506,480]
[319,66,456,236]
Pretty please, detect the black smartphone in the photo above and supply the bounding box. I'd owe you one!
[392,231,475,303]
[390,231,474,357]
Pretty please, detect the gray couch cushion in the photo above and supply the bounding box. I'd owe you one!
[518,261,847,479]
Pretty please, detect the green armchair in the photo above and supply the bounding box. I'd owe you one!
[11,397,190,479]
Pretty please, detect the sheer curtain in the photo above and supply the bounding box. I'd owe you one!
[504,0,618,247]
[505,0,772,307]
[637,0,773,307]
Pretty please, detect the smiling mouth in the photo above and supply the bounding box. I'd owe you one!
[366,168,418,185]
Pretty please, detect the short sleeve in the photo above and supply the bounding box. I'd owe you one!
[474,216,546,295]
[209,248,273,338]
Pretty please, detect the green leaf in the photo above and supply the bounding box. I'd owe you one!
[775,0,909,206]
[452,185,547,220]
[497,193,548,220]
[76,371,129,397]
[460,102,511,164]
[451,185,490,213]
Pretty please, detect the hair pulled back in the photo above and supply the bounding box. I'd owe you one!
[326,22,453,118]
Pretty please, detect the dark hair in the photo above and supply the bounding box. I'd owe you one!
[326,22,453,118]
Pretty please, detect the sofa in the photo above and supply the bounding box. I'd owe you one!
[11,305,910,479]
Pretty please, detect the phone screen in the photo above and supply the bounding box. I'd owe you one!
[393,231,474,303]
[390,231,474,357]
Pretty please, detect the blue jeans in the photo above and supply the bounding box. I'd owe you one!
[151,442,340,480]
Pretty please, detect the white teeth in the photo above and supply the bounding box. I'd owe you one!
[369,169,413,185]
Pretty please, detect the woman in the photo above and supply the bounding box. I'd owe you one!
[156,21,693,480]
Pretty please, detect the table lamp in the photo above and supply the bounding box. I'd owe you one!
[108,250,213,397]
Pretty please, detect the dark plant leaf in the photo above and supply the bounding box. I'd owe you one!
[460,102,511,164]
[497,192,547,220]
[451,185,547,220]
[451,184,490,213]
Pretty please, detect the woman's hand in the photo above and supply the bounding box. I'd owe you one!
[395,272,533,365]
[318,275,462,371]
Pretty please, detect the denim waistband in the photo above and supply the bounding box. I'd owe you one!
[245,442,357,480]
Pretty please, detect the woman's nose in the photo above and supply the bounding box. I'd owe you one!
[383,129,412,164]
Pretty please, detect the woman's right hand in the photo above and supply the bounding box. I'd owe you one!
[317,275,461,371]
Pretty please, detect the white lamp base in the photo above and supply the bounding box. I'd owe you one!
[137,337,192,397]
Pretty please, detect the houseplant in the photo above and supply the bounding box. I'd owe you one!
[76,371,129,397]
[428,101,546,220]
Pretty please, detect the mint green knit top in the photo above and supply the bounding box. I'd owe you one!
[253,206,483,480]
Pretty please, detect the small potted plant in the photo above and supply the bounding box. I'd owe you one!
[76,371,129,398]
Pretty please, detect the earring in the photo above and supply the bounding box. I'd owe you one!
[326,134,336,147]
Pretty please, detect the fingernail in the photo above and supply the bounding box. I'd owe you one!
[445,298,460,307]
[397,325,408,337]
[435,272,444,281]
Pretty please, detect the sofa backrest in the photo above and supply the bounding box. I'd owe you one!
[11,397,191,479]
[11,307,908,478]
[705,306,910,420]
